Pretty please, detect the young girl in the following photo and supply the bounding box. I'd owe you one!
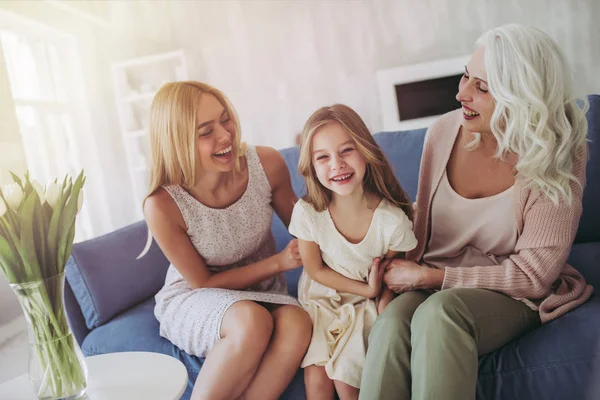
[288,104,418,399]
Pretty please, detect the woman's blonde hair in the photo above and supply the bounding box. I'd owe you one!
[137,81,242,259]
[475,24,588,205]
[145,81,243,201]
[298,104,413,220]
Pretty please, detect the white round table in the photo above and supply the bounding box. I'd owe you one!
[0,351,188,400]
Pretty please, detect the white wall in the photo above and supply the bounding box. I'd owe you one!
[0,0,598,330]
[107,0,600,149]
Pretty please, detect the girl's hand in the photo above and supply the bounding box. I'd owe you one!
[382,259,444,294]
[277,239,303,271]
[377,286,394,314]
[366,257,384,298]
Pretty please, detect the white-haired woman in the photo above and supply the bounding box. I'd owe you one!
[359,24,593,400]
[143,82,311,400]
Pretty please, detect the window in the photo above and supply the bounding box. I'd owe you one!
[0,18,93,241]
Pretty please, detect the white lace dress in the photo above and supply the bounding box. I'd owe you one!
[154,145,299,358]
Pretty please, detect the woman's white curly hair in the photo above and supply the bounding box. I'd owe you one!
[476,24,588,205]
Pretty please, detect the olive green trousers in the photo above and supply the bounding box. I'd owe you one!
[359,288,540,400]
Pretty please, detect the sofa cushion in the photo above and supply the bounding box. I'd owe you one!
[568,242,600,288]
[83,282,599,400]
[477,294,600,400]
[66,221,170,329]
[575,94,600,244]
[271,145,304,257]
[374,128,427,202]
[82,297,306,400]
[279,146,304,198]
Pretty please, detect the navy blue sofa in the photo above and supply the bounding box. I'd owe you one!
[64,96,600,400]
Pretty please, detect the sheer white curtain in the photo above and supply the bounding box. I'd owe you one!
[0,11,111,241]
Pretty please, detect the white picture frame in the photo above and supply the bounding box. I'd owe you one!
[376,55,470,132]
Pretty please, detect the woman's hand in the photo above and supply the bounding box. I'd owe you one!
[277,239,303,271]
[382,259,445,294]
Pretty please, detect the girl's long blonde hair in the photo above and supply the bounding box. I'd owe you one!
[298,104,413,221]
[145,81,243,202]
[476,24,588,205]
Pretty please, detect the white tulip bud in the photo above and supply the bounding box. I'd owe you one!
[2,183,23,211]
[31,180,45,204]
[45,182,62,209]
[0,197,6,218]
[77,190,84,214]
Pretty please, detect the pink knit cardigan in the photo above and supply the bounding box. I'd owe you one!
[406,110,594,323]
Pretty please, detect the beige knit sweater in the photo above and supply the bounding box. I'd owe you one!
[406,110,594,323]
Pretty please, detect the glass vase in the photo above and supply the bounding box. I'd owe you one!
[10,272,88,400]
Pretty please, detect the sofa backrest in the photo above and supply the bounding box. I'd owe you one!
[577,94,600,243]
[372,128,427,202]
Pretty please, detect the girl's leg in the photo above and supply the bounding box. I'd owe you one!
[359,291,430,400]
[190,301,274,400]
[304,365,335,400]
[410,288,541,400]
[241,305,313,400]
[333,380,359,400]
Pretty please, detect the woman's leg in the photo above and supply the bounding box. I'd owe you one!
[410,288,541,400]
[241,305,313,400]
[305,365,335,400]
[191,301,274,400]
[359,291,430,400]
[334,380,359,400]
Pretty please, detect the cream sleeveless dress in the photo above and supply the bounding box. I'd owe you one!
[154,144,299,358]
[288,198,417,388]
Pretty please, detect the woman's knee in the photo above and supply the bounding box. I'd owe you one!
[272,305,312,351]
[370,291,427,340]
[411,289,472,333]
[221,301,274,350]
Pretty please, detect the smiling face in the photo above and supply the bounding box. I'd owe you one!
[195,93,237,172]
[456,45,495,134]
[311,122,367,198]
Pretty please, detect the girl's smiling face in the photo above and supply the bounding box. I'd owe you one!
[311,122,367,197]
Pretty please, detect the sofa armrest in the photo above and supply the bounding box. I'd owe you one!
[64,262,90,346]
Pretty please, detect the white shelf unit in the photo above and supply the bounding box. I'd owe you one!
[111,50,188,218]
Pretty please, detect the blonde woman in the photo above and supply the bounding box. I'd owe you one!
[360,24,593,400]
[288,104,417,400]
[143,82,311,400]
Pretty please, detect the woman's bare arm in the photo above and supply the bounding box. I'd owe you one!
[257,146,297,227]
[144,188,299,290]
